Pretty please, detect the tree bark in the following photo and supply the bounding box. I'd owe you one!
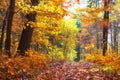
[102,0,109,56]
[110,22,114,49]
[0,9,8,50]
[17,0,39,55]
[5,0,15,57]
[113,21,118,52]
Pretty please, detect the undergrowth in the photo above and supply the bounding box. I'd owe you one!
[0,50,49,80]
[86,50,120,72]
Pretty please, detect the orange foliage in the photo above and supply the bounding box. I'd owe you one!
[86,50,120,72]
[0,50,49,79]
[99,19,109,27]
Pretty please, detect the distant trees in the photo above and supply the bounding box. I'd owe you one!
[59,19,78,61]
[75,0,114,56]
[0,0,119,58]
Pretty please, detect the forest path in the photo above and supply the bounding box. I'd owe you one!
[35,61,120,80]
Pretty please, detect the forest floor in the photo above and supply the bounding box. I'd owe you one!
[16,61,120,80]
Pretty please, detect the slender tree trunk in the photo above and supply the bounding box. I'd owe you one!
[0,9,8,50]
[110,22,114,49]
[17,0,39,55]
[113,21,118,52]
[63,35,69,62]
[102,0,109,56]
[96,27,100,49]
[118,22,120,54]
[5,0,15,57]
[95,1,100,49]
[116,21,119,54]
[94,21,100,49]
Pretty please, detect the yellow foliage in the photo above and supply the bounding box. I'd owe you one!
[16,0,68,54]
[86,50,120,71]
[85,44,95,50]
[59,19,78,61]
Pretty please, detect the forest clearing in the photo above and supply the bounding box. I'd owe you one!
[0,0,120,80]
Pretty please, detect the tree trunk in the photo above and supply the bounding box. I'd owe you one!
[0,9,8,50]
[110,22,114,49]
[102,0,109,56]
[17,0,39,55]
[5,0,15,57]
[96,26,100,49]
[113,21,118,52]
[94,21,100,49]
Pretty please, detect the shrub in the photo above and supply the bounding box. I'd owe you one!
[0,50,48,79]
[86,50,120,72]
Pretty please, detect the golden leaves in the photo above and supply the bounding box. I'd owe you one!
[86,50,120,71]
[75,3,113,26]
[16,0,67,16]
[85,44,95,50]
[16,0,67,51]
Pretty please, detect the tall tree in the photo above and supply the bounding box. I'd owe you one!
[0,9,8,50]
[5,0,15,57]
[102,0,109,56]
[17,0,39,55]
